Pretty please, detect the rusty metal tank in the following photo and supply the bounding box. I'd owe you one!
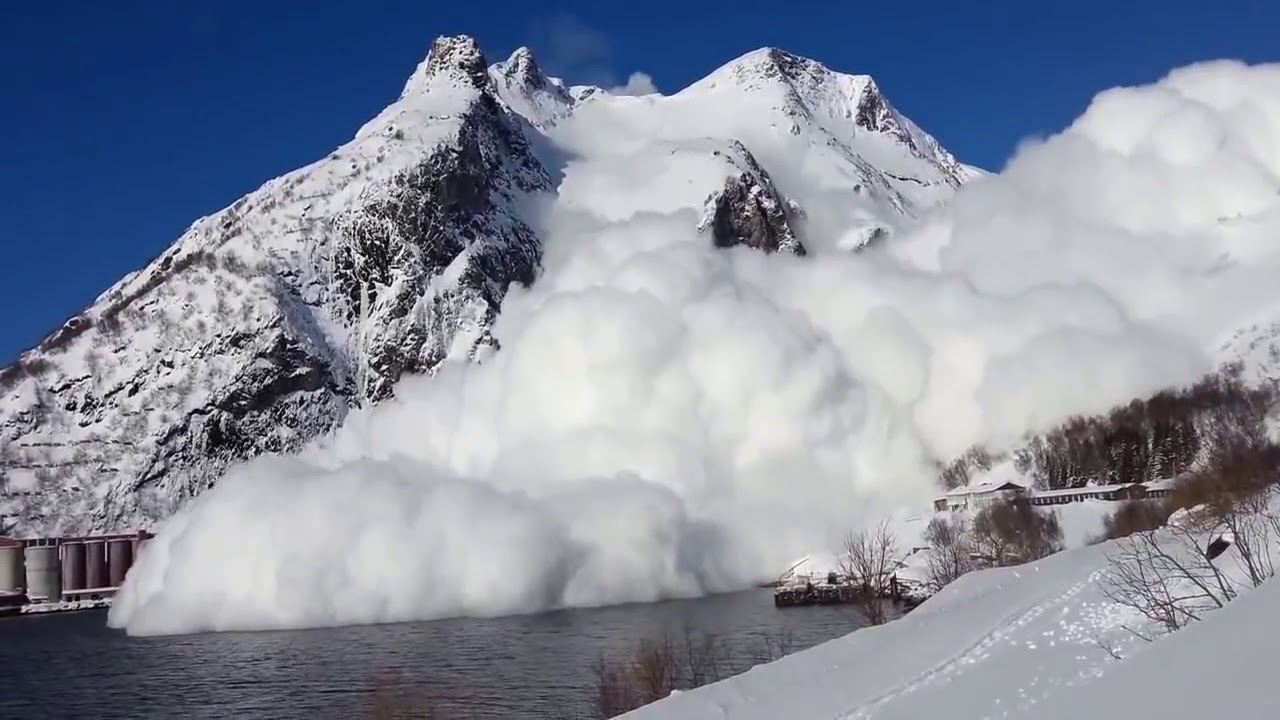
[85,539,108,588]
[24,543,61,602]
[107,538,133,587]
[61,541,87,592]
[0,539,25,593]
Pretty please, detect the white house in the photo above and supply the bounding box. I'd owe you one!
[935,480,1027,512]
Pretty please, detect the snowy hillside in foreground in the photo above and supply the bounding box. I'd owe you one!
[624,507,1280,719]
[0,37,973,534]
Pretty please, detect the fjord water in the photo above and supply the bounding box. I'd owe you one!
[0,589,870,719]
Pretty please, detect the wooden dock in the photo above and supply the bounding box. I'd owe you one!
[773,574,925,609]
[773,583,858,607]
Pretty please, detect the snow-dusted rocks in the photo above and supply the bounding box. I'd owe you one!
[697,141,806,255]
[0,37,977,534]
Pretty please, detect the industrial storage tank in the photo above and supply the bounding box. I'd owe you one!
[24,543,61,602]
[85,539,108,588]
[0,538,25,593]
[61,542,87,592]
[107,538,133,587]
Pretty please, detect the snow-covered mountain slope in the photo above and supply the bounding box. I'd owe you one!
[0,37,976,534]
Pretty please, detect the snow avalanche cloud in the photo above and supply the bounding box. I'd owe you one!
[109,60,1280,635]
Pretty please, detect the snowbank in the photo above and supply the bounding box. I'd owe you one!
[110,58,1280,635]
[624,505,1280,718]
[1042,573,1280,718]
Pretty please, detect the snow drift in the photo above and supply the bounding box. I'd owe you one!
[621,494,1280,719]
[108,58,1280,635]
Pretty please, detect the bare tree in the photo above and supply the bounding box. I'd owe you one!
[841,520,900,625]
[923,514,972,591]
[589,627,796,719]
[1100,524,1239,636]
[972,498,1062,566]
[1174,446,1280,588]
[1100,499,1170,541]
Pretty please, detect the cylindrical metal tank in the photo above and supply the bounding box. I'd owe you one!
[107,539,133,587]
[0,542,25,593]
[24,544,61,602]
[61,542,87,592]
[85,539,108,588]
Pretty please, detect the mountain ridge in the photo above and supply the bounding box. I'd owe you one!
[0,35,982,534]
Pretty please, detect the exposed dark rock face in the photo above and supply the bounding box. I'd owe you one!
[700,143,806,255]
[134,322,349,520]
[705,177,806,256]
[420,36,490,90]
[332,93,550,401]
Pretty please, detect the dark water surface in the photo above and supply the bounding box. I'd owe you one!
[0,590,870,719]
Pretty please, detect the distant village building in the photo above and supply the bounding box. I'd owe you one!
[1027,483,1145,506]
[935,478,1176,513]
[935,481,1027,512]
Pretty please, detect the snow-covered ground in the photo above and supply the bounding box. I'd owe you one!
[1052,500,1112,548]
[625,501,1279,719]
[1042,568,1280,718]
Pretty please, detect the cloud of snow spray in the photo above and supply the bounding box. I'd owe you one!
[110,60,1280,635]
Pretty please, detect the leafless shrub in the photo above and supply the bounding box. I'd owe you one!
[0,366,22,393]
[841,519,900,625]
[363,668,456,719]
[745,628,795,666]
[39,315,94,353]
[1100,523,1239,635]
[592,654,642,719]
[590,627,797,718]
[972,498,1062,566]
[1223,490,1278,588]
[923,514,973,590]
[1090,633,1124,662]
[1159,433,1280,587]
[1099,499,1171,541]
[29,355,54,376]
[98,312,124,336]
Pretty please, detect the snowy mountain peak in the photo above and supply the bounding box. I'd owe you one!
[1,37,982,535]
[702,46,854,93]
[495,47,545,87]
[401,34,490,98]
[685,46,971,189]
[486,47,575,127]
[693,45,879,115]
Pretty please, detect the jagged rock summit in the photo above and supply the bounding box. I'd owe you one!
[0,36,980,534]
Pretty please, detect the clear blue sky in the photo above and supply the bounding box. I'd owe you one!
[1,0,1275,362]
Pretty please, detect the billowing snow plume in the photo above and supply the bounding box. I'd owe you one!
[108,59,1280,635]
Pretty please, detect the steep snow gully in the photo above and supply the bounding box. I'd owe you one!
[1,37,1279,653]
